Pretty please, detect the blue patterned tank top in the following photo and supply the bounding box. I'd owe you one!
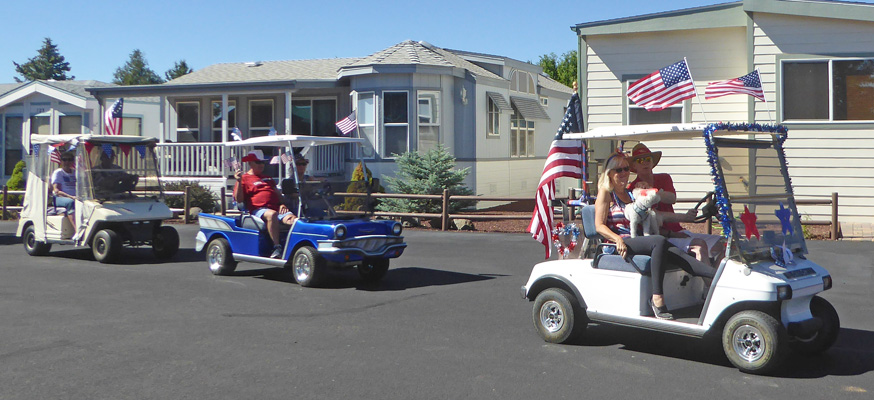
[606,191,632,238]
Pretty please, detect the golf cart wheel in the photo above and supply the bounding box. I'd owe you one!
[23,225,52,256]
[789,296,840,355]
[92,228,122,263]
[358,258,389,282]
[532,288,587,344]
[152,226,180,260]
[206,237,237,276]
[722,310,786,374]
[290,246,325,287]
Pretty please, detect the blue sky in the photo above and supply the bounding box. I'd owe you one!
[2,0,870,83]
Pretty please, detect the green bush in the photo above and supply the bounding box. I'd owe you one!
[4,160,26,206]
[377,144,474,215]
[341,161,385,211]
[163,181,218,213]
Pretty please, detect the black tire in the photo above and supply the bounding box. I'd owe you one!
[789,296,840,355]
[23,225,52,256]
[206,237,237,276]
[92,229,122,263]
[358,258,389,282]
[532,288,587,344]
[722,310,787,374]
[290,246,325,287]
[152,226,180,260]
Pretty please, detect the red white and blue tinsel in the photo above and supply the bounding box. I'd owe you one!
[552,221,581,259]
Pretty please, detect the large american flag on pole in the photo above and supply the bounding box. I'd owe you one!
[104,98,124,135]
[705,70,765,101]
[529,92,585,258]
[627,60,696,111]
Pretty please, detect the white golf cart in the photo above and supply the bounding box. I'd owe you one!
[17,134,179,263]
[522,123,838,375]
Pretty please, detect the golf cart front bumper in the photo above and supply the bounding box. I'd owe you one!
[317,236,406,263]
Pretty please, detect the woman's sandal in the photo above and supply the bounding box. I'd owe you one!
[649,299,674,320]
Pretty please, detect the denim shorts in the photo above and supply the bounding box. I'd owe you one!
[253,207,293,221]
[54,196,76,213]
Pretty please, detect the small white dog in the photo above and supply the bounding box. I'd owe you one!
[625,188,663,238]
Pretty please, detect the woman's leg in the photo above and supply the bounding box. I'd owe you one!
[665,244,715,279]
[624,235,667,296]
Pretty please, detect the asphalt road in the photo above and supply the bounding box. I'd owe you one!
[1,221,873,400]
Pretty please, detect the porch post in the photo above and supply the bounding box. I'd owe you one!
[222,94,229,186]
[158,95,165,144]
[285,91,292,135]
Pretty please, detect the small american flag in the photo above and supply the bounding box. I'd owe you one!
[627,60,697,111]
[528,139,583,258]
[104,98,124,135]
[705,70,765,101]
[48,145,61,164]
[230,127,243,141]
[335,111,358,136]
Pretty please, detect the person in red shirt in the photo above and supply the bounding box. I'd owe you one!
[628,143,724,266]
[233,150,297,258]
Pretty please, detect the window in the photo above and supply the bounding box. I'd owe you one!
[487,97,500,137]
[540,97,549,106]
[783,59,874,121]
[59,115,82,134]
[357,92,376,158]
[249,99,274,137]
[176,102,199,142]
[417,91,439,152]
[383,91,408,157]
[122,117,142,136]
[212,100,236,142]
[626,80,683,124]
[292,99,337,136]
[511,106,535,157]
[4,116,22,177]
[510,71,536,94]
[30,116,50,134]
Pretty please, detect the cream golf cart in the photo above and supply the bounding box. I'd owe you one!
[17,134,179,263]
[522,123,839,375]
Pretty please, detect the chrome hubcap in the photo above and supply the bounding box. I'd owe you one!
[540,300,564,333]
[96,239,107,255]
[294,253,312,281]
[733,325,766,362]
[207,244,223,271]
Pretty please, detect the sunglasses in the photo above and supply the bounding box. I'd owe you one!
[612,166,630,173]
[61,158,74,162]
[634,156,652,164]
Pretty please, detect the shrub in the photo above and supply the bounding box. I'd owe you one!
[163,181,218,213]
[377,144,474,215]
[341,161,385,211]
[5,160,26,206]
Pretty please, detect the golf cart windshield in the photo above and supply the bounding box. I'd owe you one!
[715,137,807,262]
[79,140,163,201]
[282,180,378,221]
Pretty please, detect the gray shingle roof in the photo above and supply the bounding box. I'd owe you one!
[538,74,574,94]
[0,80,113,99]
[342,40,503,80]
[165,58,359,85]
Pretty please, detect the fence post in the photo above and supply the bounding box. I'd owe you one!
[220,187,227,216]
[441,189,449,232]
[183,186,191,224]
[567,187,576,221]
[706,216,712,235]
[1,185,7,221]
[831,192,839,241]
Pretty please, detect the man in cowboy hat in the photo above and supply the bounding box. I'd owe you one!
[629,143,723,265]
[234,149,297,258]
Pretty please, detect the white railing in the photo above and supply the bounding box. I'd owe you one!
[154,142,347,177]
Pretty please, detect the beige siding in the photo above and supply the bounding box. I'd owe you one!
[474,159,544,198]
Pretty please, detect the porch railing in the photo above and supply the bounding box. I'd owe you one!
[154,142,347,177]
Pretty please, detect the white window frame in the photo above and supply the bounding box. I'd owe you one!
[417,90,440,152]
[249,99,275,136]
[487,97,500,137]
[211,100,236,142]
[781,57,874,123]
[510,71,536,95]
[291,96,338,135]
[176,101,200,141]
[382,90,409,158]
[510,107,535,158]
[624,79,685,124]
[355,91,377,159]
[122,116,142,136]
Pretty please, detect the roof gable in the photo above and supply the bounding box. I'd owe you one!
[340,40,503,80]
[0,80,103,109]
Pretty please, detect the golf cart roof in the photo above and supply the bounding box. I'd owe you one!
[226,135,364,148]
[561,123,773,142]
[30,134,157,145]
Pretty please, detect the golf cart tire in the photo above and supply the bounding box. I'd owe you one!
[92,228,122,263]
[358,258,389,282]
[789,296,840,355]
[722,310,786,375]
[23,225,52,256]
[206,237,237,276]
[532,288,587,344]
[152,226,180,260]
[290,246,325,287]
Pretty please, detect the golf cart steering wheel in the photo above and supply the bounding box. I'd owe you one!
[693,191,718,223]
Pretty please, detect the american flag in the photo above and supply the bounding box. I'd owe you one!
[230,127,243,141]
[104,98,124,135]
[335,112,358,136]
[528,139,583,259]
[627,60,697,111]
[48,145,61,164]
[705,70,765,101]
[554,93,589,200]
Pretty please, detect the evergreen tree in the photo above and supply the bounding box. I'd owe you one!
[164,60,193,81]
[377,144,474,215]
[112,49,164,85]
[13,38,74,82]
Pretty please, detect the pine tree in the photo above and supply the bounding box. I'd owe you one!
[164,60,193,81]
[112,49,164,85]
[377,144,474,215]
[13,38,74,82]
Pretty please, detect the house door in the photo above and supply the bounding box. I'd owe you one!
[4,116,23,178]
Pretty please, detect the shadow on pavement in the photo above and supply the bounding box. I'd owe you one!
[566,323,874,377]
[0,233,19,246]
[231,266,495,291]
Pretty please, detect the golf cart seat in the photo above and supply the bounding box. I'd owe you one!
[580,205,652,274]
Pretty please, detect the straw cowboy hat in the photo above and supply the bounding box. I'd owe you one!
[241,149,270,163]
[630,143,662,168]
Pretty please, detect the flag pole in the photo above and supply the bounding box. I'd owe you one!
[756,69,774,124]
[684,57,708,124]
